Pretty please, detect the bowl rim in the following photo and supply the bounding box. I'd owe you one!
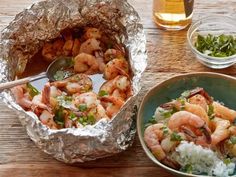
[137,72,236,177]
[187,15,236,63]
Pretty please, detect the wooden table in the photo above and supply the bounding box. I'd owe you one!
[0,0,236,176]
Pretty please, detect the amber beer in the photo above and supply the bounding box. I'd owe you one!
[153,0,194,30]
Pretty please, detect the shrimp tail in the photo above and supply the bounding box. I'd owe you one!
[201,124,212,144]
[162,157,181,170]
[188,87,213,104]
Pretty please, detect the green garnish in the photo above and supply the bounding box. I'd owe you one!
[144,116,157,128]
[161,126,169,135]
[223,158,232,165]
[195,34,236,58]
[208,104,215,120]
[56,95,72,109]
[26,83,40,97]
[181,90,191,98]
[160,108,177,119]
[177,98,186,110]
[161,111,172,119]
[98,90,108,97]
[54,107,65,126]
[170,132,183,141]
[230,136,236,144]
[78,104,87,112]
[69,112,77,121]
[182,164,193,173]
[77,113,96,126]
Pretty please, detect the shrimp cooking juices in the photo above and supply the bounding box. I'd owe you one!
[12,27,133,129]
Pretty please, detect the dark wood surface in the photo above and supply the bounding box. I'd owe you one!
[0,0,236,176]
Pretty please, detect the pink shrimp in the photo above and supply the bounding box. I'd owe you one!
[144,123,180,169]
[213,102,236,123]
[100,96,124,118]
[168,111,212,144]
[100,75,132,101]
[104,58,129,80]
[211,117,230,146]
[11,85,32,109]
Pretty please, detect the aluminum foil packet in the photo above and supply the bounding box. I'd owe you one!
[0,0,147,163]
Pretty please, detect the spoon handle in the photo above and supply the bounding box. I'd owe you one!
[0,72,46,91]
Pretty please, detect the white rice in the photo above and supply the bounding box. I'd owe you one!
[173,141,235,177]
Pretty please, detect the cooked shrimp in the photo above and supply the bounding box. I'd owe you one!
[144,123,167,161]
[187,87,213,104]
[11,85,32,109]
[42,42,56,62]
[104,49,125,62]
[168,111,211,144]
[39,110,57,129]
[51,74,92,95]
[226,141,236,157]
[229,126,236,135]
[79,38,101,54]
[84,28,101,39]
[161,133,186,153]
[95,51,106,72]
[144,123,180,169]
[211,117,230,145]
[100,96,124,118]
[72,38,81,56]
[42,83,51,106]
[53,38,65,56]
[89,104,109,121]
[173,100,209,125]
[63,39,74,56]
[213,102,236,123]
[104,58,129,80]
[31,94,49,111]
[188,94,208,112]
[100,75,132,100]
[74,53,99,75]
[73,92,98,109]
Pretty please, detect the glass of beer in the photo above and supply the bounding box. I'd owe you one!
[153,0,194,30]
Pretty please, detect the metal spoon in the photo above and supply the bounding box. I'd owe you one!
[0,57,73,91]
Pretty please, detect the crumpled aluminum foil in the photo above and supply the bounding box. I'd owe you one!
[0,0,147,163]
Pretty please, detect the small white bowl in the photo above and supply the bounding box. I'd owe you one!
[187,15,236,69]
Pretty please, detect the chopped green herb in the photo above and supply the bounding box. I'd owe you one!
[208,104,215,120]
[182,164,193,173]
[161,111,172,119]
[87,114,95,124]
[54,107,65,126]
[161,126,169,135]
[98,90,108,97]
[56,95,73,109]
[177,98,186,110]
[170,132,183,141]
[26,83,40,97]
[64,96,72,101]
[195,34,236,58]
[77,113,95,126]
[230,136,236,144]
[69,112,77,121]
[181,90,191,98]
[144,116,157,128]
[78,104,87,112]
[223,158,232,165]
